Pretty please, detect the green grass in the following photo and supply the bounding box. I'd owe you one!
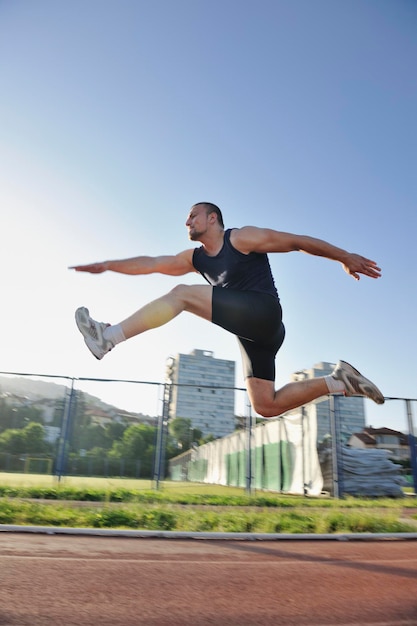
[0,472,416,534]
[0,472,245,495]
[0,499,415,534]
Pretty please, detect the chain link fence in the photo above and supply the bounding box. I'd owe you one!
[0,370,416,497]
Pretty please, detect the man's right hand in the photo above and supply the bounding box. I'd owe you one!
[69,262,108,273]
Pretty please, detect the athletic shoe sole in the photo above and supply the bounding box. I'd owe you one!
[75,306,112,360]
[332,360,385,405]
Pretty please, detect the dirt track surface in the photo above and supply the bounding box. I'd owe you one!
[0,533,416,626]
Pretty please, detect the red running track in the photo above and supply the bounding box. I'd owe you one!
[0,533,416,625]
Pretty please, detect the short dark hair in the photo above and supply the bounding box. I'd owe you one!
[193,202,224,228]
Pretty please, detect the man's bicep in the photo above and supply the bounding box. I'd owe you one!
[232,226,298,254]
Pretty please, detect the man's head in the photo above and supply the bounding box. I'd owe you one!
[186,202,224,241]
[193,202,224,228]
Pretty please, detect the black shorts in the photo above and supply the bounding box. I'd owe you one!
[212,288,285,381]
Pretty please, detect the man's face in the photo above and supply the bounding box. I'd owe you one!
[185,205,209,241]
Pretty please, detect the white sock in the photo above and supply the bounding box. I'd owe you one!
[324,375,345,394]
[103,324,126,346]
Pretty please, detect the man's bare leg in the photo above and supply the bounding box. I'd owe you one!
[75,284,213,359]
[76,287,384,406]
[246,360,385,417]
[120,284,213,338]
[246,377,330,418]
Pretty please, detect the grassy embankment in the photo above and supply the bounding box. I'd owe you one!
[0,473,416,534]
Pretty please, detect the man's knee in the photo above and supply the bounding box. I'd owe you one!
[251,399,277,418]
[169,284,212,319]
[247,379,277,418]
[169,284,189,299]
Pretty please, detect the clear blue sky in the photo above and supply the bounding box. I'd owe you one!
[1,0,416,430]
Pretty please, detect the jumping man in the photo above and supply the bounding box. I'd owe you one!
[71,202,384,417]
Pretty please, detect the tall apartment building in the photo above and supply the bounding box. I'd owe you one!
[166,349,236,438]
[291,361,366,443]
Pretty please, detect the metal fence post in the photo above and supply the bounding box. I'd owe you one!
[55,378,76,482]
[329,394,344,498]
[153,415,164,489]
[245,397,253,495]
[301,406,307,496]
[405,399,417,494]
[153,382,171,489]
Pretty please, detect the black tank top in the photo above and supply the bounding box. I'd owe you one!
[192,229,279,299]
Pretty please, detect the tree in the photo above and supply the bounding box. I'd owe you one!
[87,446,108,458]
[0,422,50,455]
[23,422,49,454]
[0,429,26,455]
[78,424,108,451]
[0,398,43,433]
[119,424,155,457]
[109,424,157,477]
[104,421,126,448]
[169,417,202,450]
[200,433,216,444]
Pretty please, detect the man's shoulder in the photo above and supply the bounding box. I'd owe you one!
[229,226,261,254]
[178,247,196,258]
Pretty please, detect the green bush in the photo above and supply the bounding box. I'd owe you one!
[139,509,177,530]
[22,503,81,527]
[0,500,17,523]
[0,497,415,533]
[90,508,139,528]
[0,476,416,534]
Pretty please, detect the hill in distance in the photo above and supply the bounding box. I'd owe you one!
[0,375,155,421]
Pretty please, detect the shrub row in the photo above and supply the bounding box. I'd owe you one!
[0,484,416,509]
[0,499,415,534]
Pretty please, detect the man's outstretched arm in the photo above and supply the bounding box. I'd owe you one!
[231,226,381,281]
[69,249,196,277]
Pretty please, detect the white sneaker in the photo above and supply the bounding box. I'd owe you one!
[75,307,114,360]
[331,360,385,405]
